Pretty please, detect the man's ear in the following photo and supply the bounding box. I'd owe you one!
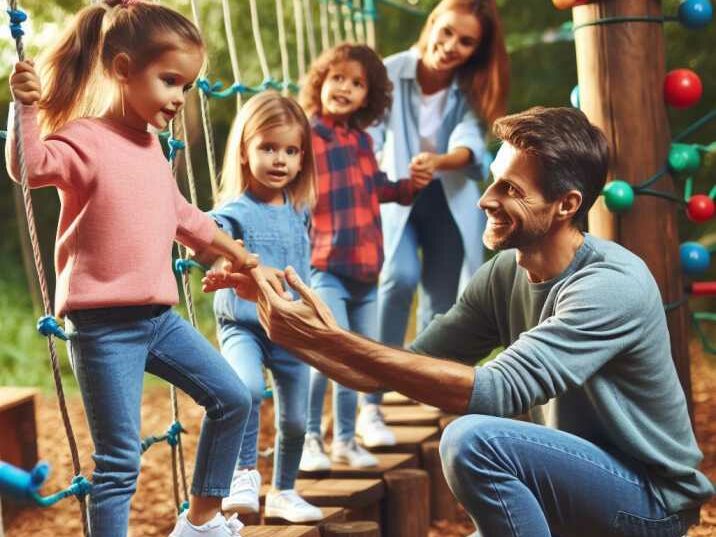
[111,53,132,83]
[557,190,583,222]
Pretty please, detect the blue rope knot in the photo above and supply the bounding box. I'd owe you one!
[173,258,205,275]
[166,421,184,447]
[197,78,224,97]
[70,475,92,498]
[37,315,69,341]
[168,137,185,162]
[7,8,27,39]
[179,500,190,513]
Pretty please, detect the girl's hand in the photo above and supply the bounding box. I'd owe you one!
[202,265,291,301]
[409,152,442,176]
[230,243,260,272]
[10,60,41,106]
[410,169,433,191]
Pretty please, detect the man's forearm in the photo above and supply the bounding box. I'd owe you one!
[437,147,473,171]
[312,328,475,414]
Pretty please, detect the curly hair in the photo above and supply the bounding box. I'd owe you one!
[299,43,392,130]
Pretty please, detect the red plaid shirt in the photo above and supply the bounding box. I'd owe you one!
[310,115,415,282]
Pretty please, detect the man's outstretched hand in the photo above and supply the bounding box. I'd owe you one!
[254,265,339,351]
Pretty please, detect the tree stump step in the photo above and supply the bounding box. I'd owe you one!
[380,405,442,427]
[263,506,346,525]
[299,453,417,479]
[260,479,384,508]
[360,426,439,455]
[381,392,414,406]
[323,521,380,537]
[242,526,320,536]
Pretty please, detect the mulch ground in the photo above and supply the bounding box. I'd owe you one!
[4,342,716,536]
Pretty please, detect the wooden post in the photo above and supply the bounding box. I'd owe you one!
[420,440,458,523]
[573,1,692,407]
[382,469,430,537]
[323,521,380,537]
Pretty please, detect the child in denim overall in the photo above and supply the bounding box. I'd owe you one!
[201,92,322,523]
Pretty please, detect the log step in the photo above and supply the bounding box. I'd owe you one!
[299,452,417,479]
[380,405,442,427]
[261,479,385,509]
[360,426,439,455]
[323,521,380,536]
[380,391,414,406]
[242,526,320,536]
[263,506,346,525]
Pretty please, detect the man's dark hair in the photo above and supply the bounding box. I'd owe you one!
[493,107,610,228]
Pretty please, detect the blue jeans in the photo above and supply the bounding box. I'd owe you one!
[65,306,251,537]
[440,415,699,537]
[377,181,464,387]
[217,320,309,490]
[307,270,378,442]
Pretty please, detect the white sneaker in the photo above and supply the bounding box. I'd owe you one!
[331,438,378,468]
[169,511,244,536]
[299,433,331,472]
[357,404,397,447]
[265,489,323,522]
[221,468,261,514]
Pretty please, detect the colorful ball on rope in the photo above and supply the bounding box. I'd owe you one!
[602,180,634,212]
[680,241,711,275]
[668,143,701,173]
[664,69,703,108]
[552,0,592,9]
[679,0,713,29]
[686,194,715,223]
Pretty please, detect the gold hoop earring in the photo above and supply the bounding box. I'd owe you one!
[120,87,126,117]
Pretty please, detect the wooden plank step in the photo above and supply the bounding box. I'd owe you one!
[380,404,442,427]
[263,506,346,525]
[380,391,414,406]
[0,387,39,468]
[0,387,38,413]
[242,526,320,536]
[261,479,384,509]
[360,426,439,455]
[299,453,417,479]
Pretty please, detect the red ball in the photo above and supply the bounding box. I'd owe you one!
[664,69,703,108]
[686,194,715,222]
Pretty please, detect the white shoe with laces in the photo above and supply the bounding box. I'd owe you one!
[221,468,261,514]
[331,438,378,468]
[265,489,323,522]
[357,404,397,447]
[299,433,332,472]
[169,511,244,536]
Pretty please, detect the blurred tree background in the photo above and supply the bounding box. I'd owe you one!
[0,0,713,389]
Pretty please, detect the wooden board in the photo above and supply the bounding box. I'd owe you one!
[299,453,417,479]
[261,479,384,508]
[361,426,439,455]
[263,506,345,525]
[380,405,442,427]
[0,387,38,413]
[242,526,321,536]
[380,392,414,406]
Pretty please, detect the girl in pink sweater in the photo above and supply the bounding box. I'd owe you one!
[7,2,253,536]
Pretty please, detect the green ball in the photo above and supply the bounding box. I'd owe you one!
[602,180,635,212]
[668,143,701,173]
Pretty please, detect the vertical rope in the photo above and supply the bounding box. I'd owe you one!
[302,0,317,62]
[275,0,292,95]
[364,0,376,49]
[341,1,356,42]
[329,0,342,44]
[292,0,306,79]
[7,2,89,534]
[221,0,244,109]
[188,0,219,202]
[319,0,330,50]
[353,0,365,44]
[249,0,272,81]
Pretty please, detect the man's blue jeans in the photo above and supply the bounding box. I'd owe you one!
[217,320,309,490]
[440,415,699,537]
[66,306,251,537]
[307,270,378,442]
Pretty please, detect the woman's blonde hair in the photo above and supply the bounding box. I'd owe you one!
[416,0,509,126]
[36,0,203,134]
[217,92,316,211]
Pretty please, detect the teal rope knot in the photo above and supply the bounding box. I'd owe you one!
[179,500,190,513]
[37,315,68,341]
[7,8,27,39]
[197,78,224,97]
[70,475,92,498]
[173,258,205,275]
[166,421,184,447]
[168,137,185,162]
[260,78,283,92]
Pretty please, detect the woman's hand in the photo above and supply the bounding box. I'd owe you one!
[409,152,443,176]
[10,61,41,105]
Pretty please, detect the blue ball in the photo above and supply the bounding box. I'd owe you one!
[679,0,713,29]
[680,241,711,275]
[570,85,580,108]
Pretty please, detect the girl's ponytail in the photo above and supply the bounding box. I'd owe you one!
[37,4,109,134]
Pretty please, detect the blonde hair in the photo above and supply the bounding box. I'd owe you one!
[416,0,509,126]
[36,0,203,134]
[218,92,316,211]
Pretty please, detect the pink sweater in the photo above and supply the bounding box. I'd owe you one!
[6,104,217,316]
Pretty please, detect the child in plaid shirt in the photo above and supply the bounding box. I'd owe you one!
[297,44,432,470]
